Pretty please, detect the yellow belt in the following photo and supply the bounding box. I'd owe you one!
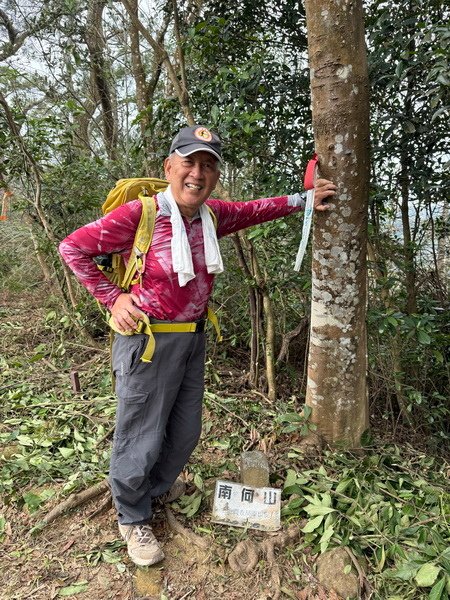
[109,307,222,363]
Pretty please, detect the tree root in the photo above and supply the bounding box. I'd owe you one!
[40,480,110,525]
[228,539,260,573]
[228,524,302,599]
[262,525,301,600]
[164,506,210,550]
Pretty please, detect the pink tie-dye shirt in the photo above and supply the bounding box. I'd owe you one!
[59,194,303,321]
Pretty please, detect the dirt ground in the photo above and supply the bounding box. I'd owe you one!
[0,494,324,600]
[0,293,331,600]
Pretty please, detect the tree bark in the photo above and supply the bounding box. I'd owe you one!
[437,202,449,292]
[128,0,152,161]
[304,0,370,446]
[399,149,417,314]
[86,0,118,161]
[251,247,276,401]
[231,233,260,385]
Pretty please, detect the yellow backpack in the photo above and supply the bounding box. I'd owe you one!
[97,177,217,292]
[96,178,168,290]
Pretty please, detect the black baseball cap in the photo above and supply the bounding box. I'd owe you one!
[169,125,222,162]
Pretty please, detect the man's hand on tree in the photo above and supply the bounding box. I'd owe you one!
[314,178,337,211]
[110,293,146,333]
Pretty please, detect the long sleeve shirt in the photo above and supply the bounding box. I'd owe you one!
[59,194,303,321]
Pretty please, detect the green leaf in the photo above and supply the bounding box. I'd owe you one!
[344,564,352,574]
[16,435,34,447]
[433,350,444,364]
[304,505,335,516]
[284,469,298,489]
[390,561,420,581]
[278,412,302,423]
[211,439,230,449]
[58,581,89,596]
[429,577,446,600]
[193,473,204,491]
[335,478,352,494]
[301,515,324,533]
[73,429,86,443]
[58,447,75,459]
[415,563,441,587]
[375,545,386,572]
[303,405,312,419]
[211,104,219,123]
[23,492,43,512]
[184,494,202,518]
[417,330,431,345]
[322,493,332,508]
[319,526,334,553]
[402,120,416,133]
[347,515,362,527]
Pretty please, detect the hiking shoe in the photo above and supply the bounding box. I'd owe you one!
[118,523,165,566]
[158,477,186,504]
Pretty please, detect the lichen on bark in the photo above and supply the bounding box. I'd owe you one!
[304,0,370,447]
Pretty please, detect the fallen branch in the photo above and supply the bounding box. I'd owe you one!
[276,318,308,364]
[164,506,210,550]
[87,490,113,520]
[41,480,110,525]
[205,393,251,427]
[343,546,372,598]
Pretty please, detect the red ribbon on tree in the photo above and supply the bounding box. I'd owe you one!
[303,152,319,190]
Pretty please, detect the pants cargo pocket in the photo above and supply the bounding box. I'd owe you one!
[112,334,153,443]
[114,388,150,443]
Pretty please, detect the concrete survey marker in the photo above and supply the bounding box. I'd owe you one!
[211,480,281,531]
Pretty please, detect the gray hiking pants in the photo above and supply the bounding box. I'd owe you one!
[109,329,206,524]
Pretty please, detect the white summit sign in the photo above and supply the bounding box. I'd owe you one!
[211,480,281,531]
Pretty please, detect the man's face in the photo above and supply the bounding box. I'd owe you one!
[164,151,220,218]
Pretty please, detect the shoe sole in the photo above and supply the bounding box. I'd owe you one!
[128,550,165,566]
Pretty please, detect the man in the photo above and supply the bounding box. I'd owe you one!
[59,125,336,566]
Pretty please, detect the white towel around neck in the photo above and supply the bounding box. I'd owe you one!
[164,185,223,287]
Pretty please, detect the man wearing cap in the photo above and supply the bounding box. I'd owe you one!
[59,125,336,566]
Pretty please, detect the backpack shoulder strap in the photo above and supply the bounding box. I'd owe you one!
[206,204,217,229]
[120,194,157,291]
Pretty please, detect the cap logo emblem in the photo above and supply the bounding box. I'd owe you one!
[194,127,212,142]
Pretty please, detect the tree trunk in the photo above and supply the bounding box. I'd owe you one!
[86,0,118,161]
[304,0,370,446]
[128,0,152,162]
[437,202,449,292]
[231,233,260,385]
[399,150,417,314]
[398,10,417,315]
[250,246,276,401]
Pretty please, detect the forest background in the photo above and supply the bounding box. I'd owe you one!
[0,1,449,599]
